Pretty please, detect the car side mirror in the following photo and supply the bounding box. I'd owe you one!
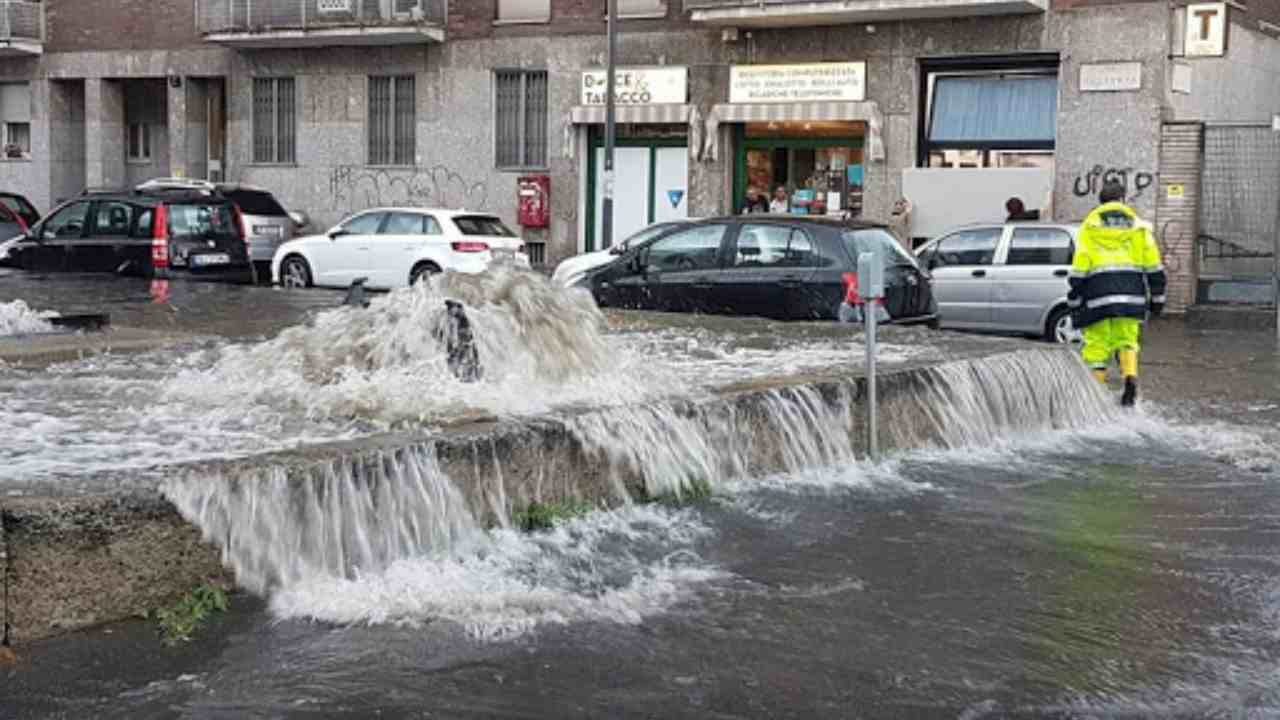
[609,243,625,256]
[326,227,347,240]
[289,211,311,231]
[42,229,55,241]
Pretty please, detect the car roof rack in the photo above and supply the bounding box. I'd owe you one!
[136,177,217,192]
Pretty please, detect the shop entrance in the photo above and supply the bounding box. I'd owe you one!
[733,121,865,217]
[586,129,688,252]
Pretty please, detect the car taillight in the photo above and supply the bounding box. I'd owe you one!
[842,272,860,305]
[231,203,248,245]
[451,241,489,253]
[151,204,169,268]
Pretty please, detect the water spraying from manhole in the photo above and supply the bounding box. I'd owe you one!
[0,299,56,336]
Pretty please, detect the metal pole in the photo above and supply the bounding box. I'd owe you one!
[602,0,617,249]
[866,293,878,460]
[858,251,879,460]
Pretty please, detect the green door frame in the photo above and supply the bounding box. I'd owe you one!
[585,132,688,253]
[731,124,866,213]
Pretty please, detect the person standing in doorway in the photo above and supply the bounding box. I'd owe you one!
[770,186,789,214]
[1068,181,1166,407]
[889,197,913,250]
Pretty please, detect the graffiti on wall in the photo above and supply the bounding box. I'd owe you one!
[1072,165,1156,201]
[1157,219,1188,277]
[329,165,489,215]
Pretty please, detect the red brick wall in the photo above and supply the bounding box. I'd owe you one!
[46,0,203,52]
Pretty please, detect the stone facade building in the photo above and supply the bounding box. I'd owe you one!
[2,0,1280,309]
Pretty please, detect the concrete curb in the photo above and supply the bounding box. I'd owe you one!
[3,344,1078,645]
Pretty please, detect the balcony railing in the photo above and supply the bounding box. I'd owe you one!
[683,0,1047,24]
[0,1,45,53]
[198,0,446,46]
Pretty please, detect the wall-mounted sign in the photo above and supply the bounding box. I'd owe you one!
[1171,63,1193,94]
[1166,184,1185,199]
[1079,62,1142,92]
[729,62,866,104]
[1185,2,1228,57]
[581,67,687,106]
[317,0,354,13]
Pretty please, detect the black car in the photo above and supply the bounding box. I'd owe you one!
[587,216,937,323]
[8,187,249,277]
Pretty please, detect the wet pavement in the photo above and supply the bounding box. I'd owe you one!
[4,271,1280,719]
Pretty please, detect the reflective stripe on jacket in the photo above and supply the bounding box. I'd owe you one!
[1067,202,1167,326]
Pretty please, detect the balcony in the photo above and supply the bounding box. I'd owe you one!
[197,0,446,49]
[0,1,44,57]
[683,0,1047,27]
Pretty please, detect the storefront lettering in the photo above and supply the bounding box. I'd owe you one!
[729,62,867,104]
[1072,164,1155,200]
[581,67,687,106]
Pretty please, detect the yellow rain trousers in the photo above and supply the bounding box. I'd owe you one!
[1081,317,1141,379]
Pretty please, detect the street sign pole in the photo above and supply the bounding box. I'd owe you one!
[602,0,617,249]
[857,252,884,460]
[1273,114,1280,338]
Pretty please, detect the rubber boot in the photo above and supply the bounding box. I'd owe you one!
[1118,350,1138,407]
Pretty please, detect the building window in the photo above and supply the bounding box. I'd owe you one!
[128,123,152,162]
[495,70,548,169]
[3,123,30,160]
[922,70,1057,168]
[0,82,31,160]
[368,75,416,166]
[497,0,550,23]
[618,0,666,17]
[253,77,296,164]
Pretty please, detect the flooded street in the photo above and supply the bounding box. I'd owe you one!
[4,272,1280,718]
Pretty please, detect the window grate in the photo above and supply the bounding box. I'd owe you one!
[525,241,546,266]
[369,75,415,166]
[254,77,296,164]
[495,70,548,169]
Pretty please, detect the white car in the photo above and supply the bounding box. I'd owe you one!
[551,220,696,287]
[272,208,529,289]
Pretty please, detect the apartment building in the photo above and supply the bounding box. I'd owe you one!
[2,0,1280,308]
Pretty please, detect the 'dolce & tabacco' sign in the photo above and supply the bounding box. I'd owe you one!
[581,67,688,106]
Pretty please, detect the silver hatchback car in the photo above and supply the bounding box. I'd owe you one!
[915,222,1082,343]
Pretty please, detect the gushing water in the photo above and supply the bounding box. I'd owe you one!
[163,343,1125,636]
[0,299,55,336]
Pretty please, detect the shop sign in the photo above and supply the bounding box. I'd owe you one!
[729,62,866,104]
[1185,2,1228,57]
[1079,62,1142,92]
[581,67,687,106]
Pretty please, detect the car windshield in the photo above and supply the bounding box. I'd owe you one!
[842,228,919,269]
[1,195,35,221]
[453,215,516,237]
[225,189,287,217]
[167,203,240,241]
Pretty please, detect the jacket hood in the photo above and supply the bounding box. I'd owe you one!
[1083,202,1143,250]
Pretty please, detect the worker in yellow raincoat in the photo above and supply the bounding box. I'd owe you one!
[1068,181,1166,407]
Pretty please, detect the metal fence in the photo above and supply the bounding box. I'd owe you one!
[1199,125,1280,280]
[0,1,44,42]
[197,0,446,34]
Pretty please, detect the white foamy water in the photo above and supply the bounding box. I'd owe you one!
[0,299,55,336]
[3,268,922,482]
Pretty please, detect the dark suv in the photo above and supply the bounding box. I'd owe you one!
[8,188,248,277]
[589,216,938,323]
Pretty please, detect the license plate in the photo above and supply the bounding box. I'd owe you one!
[253,225,282,238]
[191,253,231,267]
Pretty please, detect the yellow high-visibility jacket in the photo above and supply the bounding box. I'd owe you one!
[1067,202,1167,327]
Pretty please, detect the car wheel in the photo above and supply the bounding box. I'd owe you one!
[1046,306,1082,345]
[410,262,441,286]
[281,255,312,289]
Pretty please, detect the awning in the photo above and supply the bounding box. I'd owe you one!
[569,104,692,125]
[562,105,703,161]
[701,101,885,163]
